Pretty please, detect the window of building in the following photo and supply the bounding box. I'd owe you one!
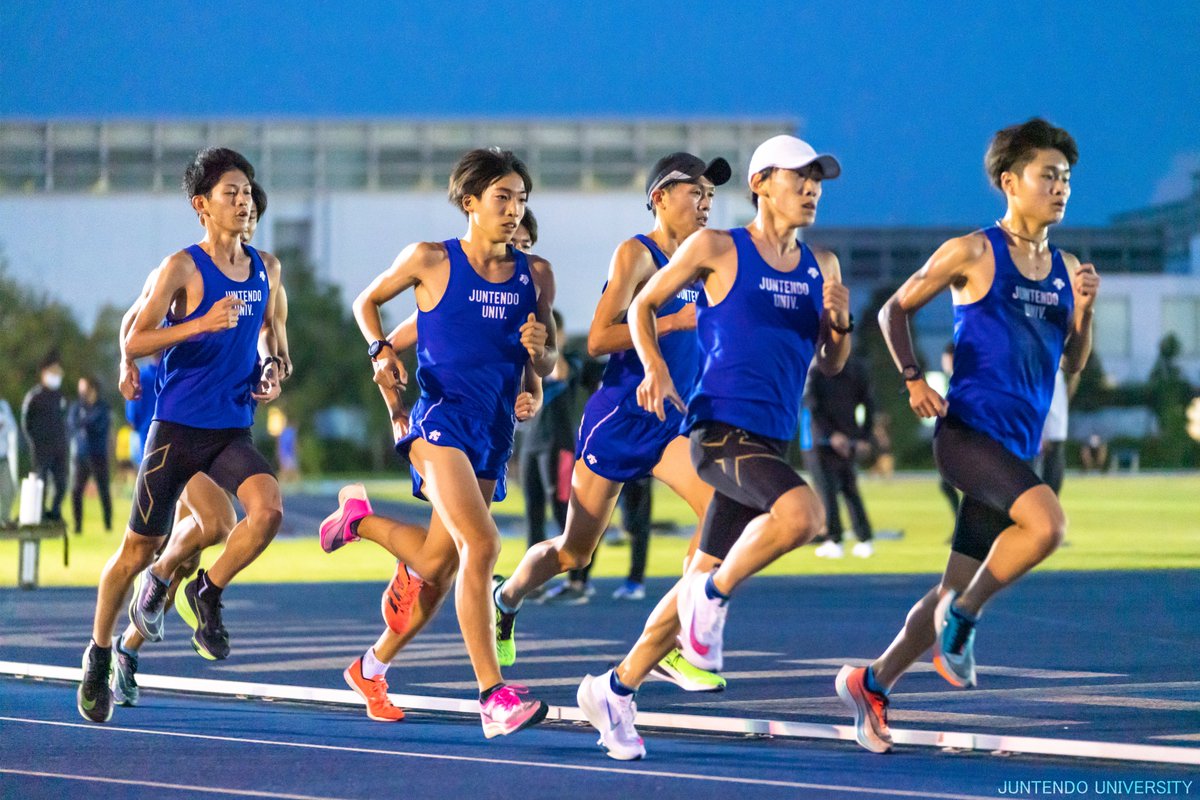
[1093,296,1131,358]
[1162,297,1200,356]
[0,125,45,191]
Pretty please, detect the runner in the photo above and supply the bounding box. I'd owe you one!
[577,135,851,758]
[320,149,557,738]
[493,154,733,704]
[838,118,1097,754]
[78,148,285,723]
[110,181,286,706]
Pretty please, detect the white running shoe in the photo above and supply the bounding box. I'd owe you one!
[577,672,645,761]
[851,541,874,558]
[677,571,726,672]
[814,540,844,559]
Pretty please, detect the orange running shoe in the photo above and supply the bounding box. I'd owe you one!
[344,657,405,722]
[381,562,424,635]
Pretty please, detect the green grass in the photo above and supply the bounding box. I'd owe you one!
[3,472,1197,588]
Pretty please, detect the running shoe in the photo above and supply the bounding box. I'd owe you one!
[111,634,140,707]
[319,483,372,553]
[540,581,590,605]
[577,672,645,761]
[178,570,230,661]
[933,590,977,688]
[648,648,726,692]
[479,684,548,738]
[851,541,874,558]
[677,571,727,672]
[611,580,645,601]
[344,657,405,722]
[814,540,844,559]
[128,566,169,643]
[382,561,424,635]
[493,575,519,668]
[77,641,113,723]
[835,665,892,753]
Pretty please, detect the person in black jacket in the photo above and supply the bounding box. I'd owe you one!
[21,351,69,522]
[68,375,113,533]
[804,357,876,558]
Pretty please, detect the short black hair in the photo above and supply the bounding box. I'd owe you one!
[38,350,62,371]
[79,374,99,393]
[183,147,255,199]
[984,118,1078,190]
[519,207,538,245]
[251,181,268,222]
[447,148,532,215]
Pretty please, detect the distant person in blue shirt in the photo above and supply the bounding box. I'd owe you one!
[68,375,113,533]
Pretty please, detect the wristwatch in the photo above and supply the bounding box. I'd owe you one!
[368,340,393,360]
[902,365,923,382]
[830,314,855,335]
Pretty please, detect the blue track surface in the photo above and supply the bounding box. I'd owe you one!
[2,571,1198,799]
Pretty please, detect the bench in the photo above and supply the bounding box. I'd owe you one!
[0,520,67,589]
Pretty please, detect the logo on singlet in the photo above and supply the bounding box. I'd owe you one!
[758,276,810,309]
[428,430,442,442]
[226,289,263,317]
[808,267,819,279]
[1053,278,1065,291]
[676,287,700,303]
[519,274,529,285]
[468,288,522,320]
[1010,285,1061,320]
[586,454,597,466]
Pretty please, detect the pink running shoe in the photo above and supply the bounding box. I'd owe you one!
[319,484,372,553]
[479,684,549,738]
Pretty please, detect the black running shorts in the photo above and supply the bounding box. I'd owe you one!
[129,420,274,537]
[933,415,1044,561]
[689,422,807,560]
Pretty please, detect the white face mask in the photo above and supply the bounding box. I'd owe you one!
[43,372,63,390]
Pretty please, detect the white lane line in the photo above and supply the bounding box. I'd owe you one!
[0,717,997,799]
[0,769,351,800]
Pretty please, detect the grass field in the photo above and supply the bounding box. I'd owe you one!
[2,472,1197,588]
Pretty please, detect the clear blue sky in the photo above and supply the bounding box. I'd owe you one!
[4,2,1198,225]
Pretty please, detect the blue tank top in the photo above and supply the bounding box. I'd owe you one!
[413,239,538,424]
[154,244,270,429]
[685,227,824,441]
[594,234,701,413]
[945,226,1074,460]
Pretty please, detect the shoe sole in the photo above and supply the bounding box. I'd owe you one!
[481,700,549,739]
[834,666,891,754]
[932,593,975,689]
[647,665,726,693]
[343,666,404,722]
[127,571,164,643]
[177,577,226,661]
[575,675,645,761]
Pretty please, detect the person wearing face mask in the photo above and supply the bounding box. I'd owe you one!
[21,351,69,522]
[68,375,113,534]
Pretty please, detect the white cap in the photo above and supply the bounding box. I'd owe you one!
[746,135,842,185]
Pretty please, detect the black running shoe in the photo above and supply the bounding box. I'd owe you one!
[181,569,230,661]
[77,641,114,723]
[112,634,140,707]
[129,566,169,643]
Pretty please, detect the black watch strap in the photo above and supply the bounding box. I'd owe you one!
[902,365,923,382]
[830,313,855,335]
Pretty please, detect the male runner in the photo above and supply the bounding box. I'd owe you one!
[77,148,285,723]
[111,181,286,706]
[320,148,557,738]
[492,153,734,699]
[577,135,851,758]
[837,118,1097,754]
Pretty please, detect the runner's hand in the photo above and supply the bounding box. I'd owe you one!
[372,349,407,392]
[823,280,851,330]
[520,312,548,360]
[1073,262,1100,313]
[515,391,541,421]
[253,362,281,402]
[907,378,947,419]
[200,295,244,333]
[636,361,686,422]
[119,359,141,401]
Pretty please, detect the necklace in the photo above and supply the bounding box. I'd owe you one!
[995,219,1048,247]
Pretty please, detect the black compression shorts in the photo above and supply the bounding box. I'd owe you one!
[933,415,1044,561]
[129,420,274,537]
[689,422,807,560]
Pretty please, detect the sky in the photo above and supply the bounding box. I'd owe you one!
[3,1,1199,226]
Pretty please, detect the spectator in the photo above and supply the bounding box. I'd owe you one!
[611,476,651,600]
[0,396,17,526]
[1036,368,1078,495]
[805,357,877,558]
[1081,434,1108,472]
[68,375,113,533]
[21,351,68,522]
